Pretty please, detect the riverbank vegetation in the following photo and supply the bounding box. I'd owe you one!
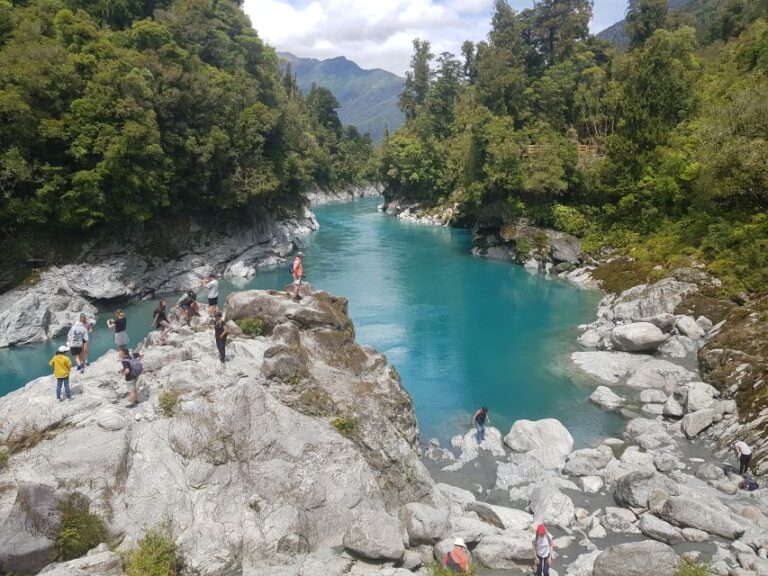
[379,0,768,296]
[0,0,374,289]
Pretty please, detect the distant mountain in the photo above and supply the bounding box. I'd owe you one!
[597,0,690,50]
[279,52,404,143]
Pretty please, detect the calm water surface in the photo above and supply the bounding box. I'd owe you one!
[0,199,621,444]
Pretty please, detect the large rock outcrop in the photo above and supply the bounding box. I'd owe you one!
[0,209,318,348]
[0,289,432,575]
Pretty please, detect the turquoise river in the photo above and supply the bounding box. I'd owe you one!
[0,198,621,444]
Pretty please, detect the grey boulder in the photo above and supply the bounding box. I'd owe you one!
[529,487,575,527]
[660,496,746,539]
[636,514,685,544]
[593,540,678,576]
[611,323,668,352]
[589,387,625,411]
[681,409,716,438]
[473,530,532,569]
[504,419,574,457]
[400,503,449,545]
[614,471,680,509]
[343,512,405,561]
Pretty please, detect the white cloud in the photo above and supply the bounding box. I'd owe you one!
[243,0,627,76]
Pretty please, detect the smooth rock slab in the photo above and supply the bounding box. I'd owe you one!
[590,386,625,411]
[681,409,716,438]
[625,359,696,392]
[661,496,746,539]
[571,352,650,384]
[615,471,680,509]
[343,512,405,561]
[593,540,678,576]
[637,514,685,544]
[473,530,532,569]
[611,322,668,352]
[465,502,533,531]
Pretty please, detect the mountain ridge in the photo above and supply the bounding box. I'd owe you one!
[279,52,405,143]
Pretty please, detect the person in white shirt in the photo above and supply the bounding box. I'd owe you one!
[67,314,90,373]
[202,273,220,314]
[532,523,555,576]
[735,440,752,475]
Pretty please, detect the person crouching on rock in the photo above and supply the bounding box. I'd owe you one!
[214,312,228,364]
[532,523,555,576]
[175,290,199,324]
[119,348,143,408]
[152,299,173,345]
[49,345,73,402]
[735,440,752,475]
[443,538,469,572]
[471,406,490,444]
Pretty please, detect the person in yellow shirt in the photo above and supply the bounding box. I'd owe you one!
[49,345,73,401]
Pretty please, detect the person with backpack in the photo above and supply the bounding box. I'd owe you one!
[107,309,129,351]
[175,290,199,323]
[152,299,173,345]
[202,273,220,315]
[49,345,73,401]
[442,538,469,573]
[532,523,555,576]
[214,312,228,364]
[735,440,753,475]
[471,406,490,444]
[291,252,304,302]
[67,314,90,373]
[119,348,143,407]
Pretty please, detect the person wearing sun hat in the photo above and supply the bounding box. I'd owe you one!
[532,523,555,576]
[49,345,73,401]
[442,537,470,572]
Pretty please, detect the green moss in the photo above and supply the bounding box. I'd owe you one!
[591,258,662,294]
[158,390,180,418]
[52,494,106,561]
[125,528,179,576]
[235,316,264,336]
[0,450,7,468]
[675,558,713,576]
[332,417,356,435]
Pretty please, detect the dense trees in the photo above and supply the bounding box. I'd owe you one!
[380,0,768,293]
[0,0,372,278]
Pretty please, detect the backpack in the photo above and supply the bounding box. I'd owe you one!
[741,477,759,491]
[128,357,143,380]
[68,325,84,347]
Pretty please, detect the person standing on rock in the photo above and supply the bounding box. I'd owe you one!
[532,523,554,576]
[175,290,199,324]
[152,299,172,345]
[119,348,143,407]
[202,273,220,315]
[214,312,228,364]
[49,345,73,402]
[471,406,490,444]
[67,314,90,373]
[291,252,304,302]
[107,309,129,351]
[735,440,753,475]
[82,316,95,368]
[442,538,469,572]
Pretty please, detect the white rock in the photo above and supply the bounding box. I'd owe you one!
[473,530,533,569]
[681,409,716,438]
[626,359,696,392]
[611,322,668,352]
[590,387,625,411]
[661,496,745,539]
[637,514,685,544]
[696,316,713,332]
[529,487,575,527]
[571,352,650,384]
[343,512,405,561]
[640,390,668,404]
[675,315,705,340]
[465,502,533,531]
[504,419,574,457]
[581,476,605,494]
[593,540,678,576]
[566,550,602,576]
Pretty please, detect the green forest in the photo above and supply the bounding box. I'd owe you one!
[0,0,373,284]
[380,0,768,295]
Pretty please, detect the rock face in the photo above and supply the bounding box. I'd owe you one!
[0,209,318,348]
[504,419,574,457]
[660,497,746,539]
[304,184,383,206]
[593,540,678,576]
[611,322,668,352]
[0,289,432,575]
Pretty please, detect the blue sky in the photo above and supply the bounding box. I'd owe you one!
[245,0,628,75]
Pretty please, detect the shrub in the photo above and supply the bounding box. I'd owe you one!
[0,450,8,468]
[235,316,264,336]
[332,417,356,435]
[675,558,713,576]
[158,390,180,417]
[52,494,106,561]
[430,561,477,576]
[125,528,180,576]
[553,204,593,237]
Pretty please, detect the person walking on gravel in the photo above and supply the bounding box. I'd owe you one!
[291,252,304,301]
[532,523,555,576]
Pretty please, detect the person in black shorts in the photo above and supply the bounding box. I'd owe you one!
[175,290,199,323]
[202,273,220,315]
[152,299,172,345]
[214,312,228,363]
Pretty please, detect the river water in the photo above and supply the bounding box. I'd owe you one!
[0,198,621,444]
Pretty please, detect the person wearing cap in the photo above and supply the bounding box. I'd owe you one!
[66,313,90,373]
[291,252,304,302]
[532,523,554,576]
[49,345,73,401]
[442,537,470,572]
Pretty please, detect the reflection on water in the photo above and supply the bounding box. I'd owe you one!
[0,198,621,444]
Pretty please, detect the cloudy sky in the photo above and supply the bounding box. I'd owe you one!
[244,0,628,76]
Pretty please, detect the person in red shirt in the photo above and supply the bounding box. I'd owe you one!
[443,538,470,572]
[291,252,304,301]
